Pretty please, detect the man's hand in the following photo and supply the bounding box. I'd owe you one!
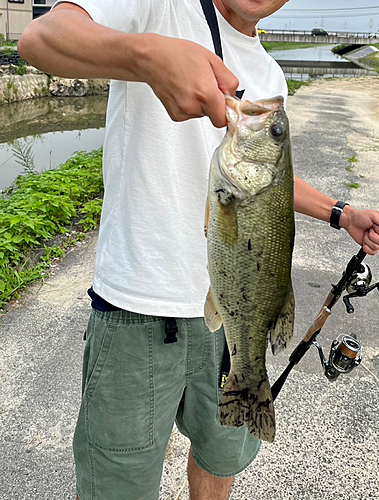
[134,35,239,128]
[19,4,239,129]
[340,207,379,255]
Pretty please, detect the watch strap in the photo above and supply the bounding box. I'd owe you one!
[330,201,349,230]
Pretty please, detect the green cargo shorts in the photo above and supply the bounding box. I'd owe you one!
[73,309,260,500]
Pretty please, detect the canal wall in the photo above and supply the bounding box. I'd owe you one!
[342,45,379,69]
[0,71,109,104]
[0,48,109,104]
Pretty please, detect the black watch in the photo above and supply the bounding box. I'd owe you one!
[330,201,349,230]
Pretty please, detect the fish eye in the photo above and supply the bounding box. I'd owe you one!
[270,123,284,138]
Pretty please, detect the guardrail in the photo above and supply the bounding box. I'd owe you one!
[259,32,376,45]
[260,29,377,38]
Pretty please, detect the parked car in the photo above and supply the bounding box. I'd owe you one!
[311,28,329,36]
[257,28,267,35]
[369,32,379,38]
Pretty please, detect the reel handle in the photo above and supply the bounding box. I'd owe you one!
[343,296,355,314]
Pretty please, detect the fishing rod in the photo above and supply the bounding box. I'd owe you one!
[272,247,379,400]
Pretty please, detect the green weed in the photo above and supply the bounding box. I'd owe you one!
[0,148,104,309]
[78,198,103,232]
[15,58,28,76]
[287,79,310,95]
[2,46,14,57]
[11,138,37,174]
[347,156,358,163]
[40,245,65,263]
[0,261,48,309]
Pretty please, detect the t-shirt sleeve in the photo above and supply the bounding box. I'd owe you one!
[52,0,163,33]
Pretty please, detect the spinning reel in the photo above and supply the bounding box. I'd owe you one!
[313,334,362,382]
[272,249,379,399]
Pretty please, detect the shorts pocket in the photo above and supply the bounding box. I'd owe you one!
[84,312,154,452]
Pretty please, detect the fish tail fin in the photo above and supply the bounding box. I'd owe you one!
[219,371,275,442]
[269,284,295,355]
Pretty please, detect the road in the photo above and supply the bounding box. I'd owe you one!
[1,77,379,500]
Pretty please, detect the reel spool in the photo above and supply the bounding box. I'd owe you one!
[327,334,362,380]
[313,333,362,382]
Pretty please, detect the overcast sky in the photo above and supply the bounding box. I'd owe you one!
[265,1,379,33]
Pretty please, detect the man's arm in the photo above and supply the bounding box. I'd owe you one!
[17,3,239,127]
[294,176,379,255]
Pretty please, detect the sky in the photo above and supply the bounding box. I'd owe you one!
[264,1,379,34]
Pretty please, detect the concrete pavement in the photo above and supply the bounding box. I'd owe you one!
[1,77,379,499]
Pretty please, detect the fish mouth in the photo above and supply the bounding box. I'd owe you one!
[225,95,284,132]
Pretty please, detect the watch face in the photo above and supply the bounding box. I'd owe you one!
[336,201,348,210]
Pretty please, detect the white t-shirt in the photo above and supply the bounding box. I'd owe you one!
[55,0,288,317]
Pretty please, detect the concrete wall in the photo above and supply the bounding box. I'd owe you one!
[0,49,109,104]
[0,72,109,105]
[0,0,33,40]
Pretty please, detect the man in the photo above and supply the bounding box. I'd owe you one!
[18,1,379,499]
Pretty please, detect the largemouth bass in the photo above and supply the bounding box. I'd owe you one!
[204,95,295,442]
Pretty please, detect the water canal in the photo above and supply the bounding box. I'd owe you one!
[269,44,344,62]
[0,95,106,191]
[268,43,373,80]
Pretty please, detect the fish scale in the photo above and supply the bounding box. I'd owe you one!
[204,95,295,442]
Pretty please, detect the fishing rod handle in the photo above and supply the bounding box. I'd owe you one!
[356,248,367,262]
[302,302,332,343]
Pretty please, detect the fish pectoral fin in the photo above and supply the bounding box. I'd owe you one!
[269,285,295,355]
[204,286,222,332]
[219,371,275,443]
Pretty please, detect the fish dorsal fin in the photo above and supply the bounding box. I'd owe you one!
[204,286,222,332]
[269,285,295,355]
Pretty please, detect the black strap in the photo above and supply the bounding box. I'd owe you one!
[88,287,178,345]
[88,287,121,311]
[199,0,223,60]
[199,0,245,102]
[164,317,179,344]
[330,201,349,230]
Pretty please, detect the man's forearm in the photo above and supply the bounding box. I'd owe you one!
[17,6,147,80]
[294,175,336,222]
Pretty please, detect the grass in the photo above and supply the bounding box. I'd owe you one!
[287,79,311,95]
[0,148,104,310]
[346,156,358,171]
[0,37,18,47]
[358,52,379,72]
[262,42,320,51]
